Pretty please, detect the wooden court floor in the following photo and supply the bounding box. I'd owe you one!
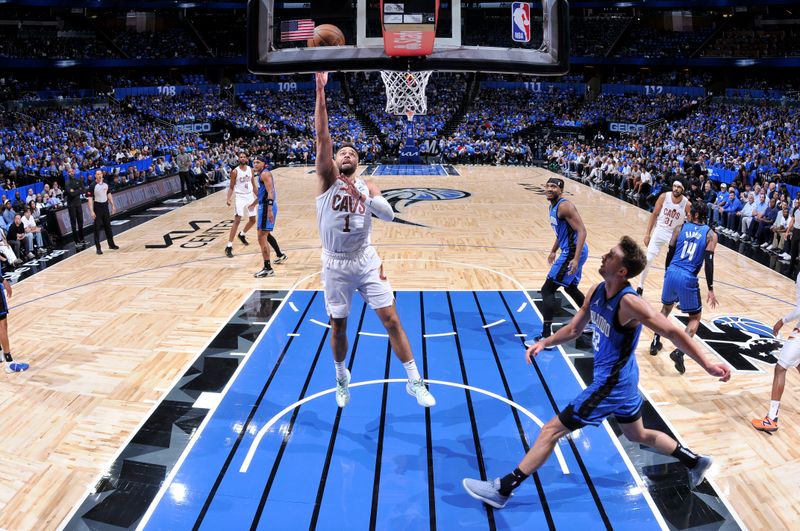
[0,165,795,530]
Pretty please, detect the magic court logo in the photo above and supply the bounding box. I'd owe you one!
[146,220,234,249]
[382,188,471,227]
[675,315,781,373]
[518,183,573,196]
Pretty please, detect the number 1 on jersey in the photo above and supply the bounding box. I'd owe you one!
[343,214,351,233]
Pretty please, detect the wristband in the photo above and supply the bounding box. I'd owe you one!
[266,199,274,205]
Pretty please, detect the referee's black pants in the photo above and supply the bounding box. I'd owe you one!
[67,203,85,245]
[93,202,116,250]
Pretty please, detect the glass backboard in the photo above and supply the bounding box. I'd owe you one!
[247,0,569,75]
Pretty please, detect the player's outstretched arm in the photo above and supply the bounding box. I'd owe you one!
[620,294,731,382]
[364,180,393,221]
[314,72,337,194]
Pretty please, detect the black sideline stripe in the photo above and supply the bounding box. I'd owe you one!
[249,312,333,529]
[498,291,613,531]
[368,338,393,530]
[309,303,369,530]
[420,292,436,530]
[473,292,555,530]
[192,292,317,530]
[446,292,496,531]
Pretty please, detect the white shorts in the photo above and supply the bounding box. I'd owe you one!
[321,246,394,319]
[777,333,800,369]
[235,194,256,218]
[646,229,674,262]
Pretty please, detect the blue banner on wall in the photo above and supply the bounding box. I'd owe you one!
[114,84,219,99]
[234,81,338,94]
[481,81,585,93]
[602,84,705,97]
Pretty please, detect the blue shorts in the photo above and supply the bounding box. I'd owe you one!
[661,268,702,314]
[558,384,643,430]
[257,203,278,232]
[548,243,588,287]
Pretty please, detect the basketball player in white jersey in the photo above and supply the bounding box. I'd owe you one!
[751,271,800,433]
[315,72,435,408]
[638,180,691,295]
[225,151,258,258]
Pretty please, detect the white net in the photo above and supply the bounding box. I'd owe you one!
[380,70,432,120]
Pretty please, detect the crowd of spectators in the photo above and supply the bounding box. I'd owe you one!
[615,25,715,58]
[0,28,117,59]
[602,71,713,87]
[545,95,800,273]
[704,26,800,58]
[570,15,630,57]
[113,29,204,59]
[0,104,199,186]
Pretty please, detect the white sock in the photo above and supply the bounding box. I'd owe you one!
[638,261,651,290]
[226,242,233,247]
[403,359,421,382]
[334,360,347,380]
[769,400,780,420]
[239,231,245,237]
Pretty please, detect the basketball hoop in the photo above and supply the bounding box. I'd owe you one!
[380,70,432,121]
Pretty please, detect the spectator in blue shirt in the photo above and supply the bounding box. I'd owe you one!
[721,190,743,230]
[710,183,729,227]
[1,201,15,227]
[751,197,779,244]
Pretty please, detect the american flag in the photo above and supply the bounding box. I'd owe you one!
[280,19,315,42]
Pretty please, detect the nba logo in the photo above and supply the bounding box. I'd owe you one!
[511,2,531,43]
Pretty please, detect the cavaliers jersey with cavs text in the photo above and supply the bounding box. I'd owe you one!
[655,194,688,233]
[316,178,372,254]
[233,165,254,196]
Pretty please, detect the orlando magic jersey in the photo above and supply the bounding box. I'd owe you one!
[589,282,641,392]
[550,198,578,252]
[316,178,372,254]
[257,170,275,205]
[669,222,710,276]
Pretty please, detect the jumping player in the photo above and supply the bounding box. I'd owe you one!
[463,236,730,509]
[315,72,435,408]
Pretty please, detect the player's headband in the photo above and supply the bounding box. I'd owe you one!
[254,155,267,163]
[546,177,564,189]
[673,180,684,189]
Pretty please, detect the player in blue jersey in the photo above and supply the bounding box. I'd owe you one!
[463,236,730,509]
[527,177,589,344]
[0,264,28,373]
[252,156,288,278]
[649,201,718,374]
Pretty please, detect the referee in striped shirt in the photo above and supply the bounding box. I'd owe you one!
[87,170,119,255]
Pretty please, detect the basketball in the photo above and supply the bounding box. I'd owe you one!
[307,24,346,47]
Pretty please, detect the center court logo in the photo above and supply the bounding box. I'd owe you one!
[675,315,780,372]
[518,183,573,196]
[381,188,471,227]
